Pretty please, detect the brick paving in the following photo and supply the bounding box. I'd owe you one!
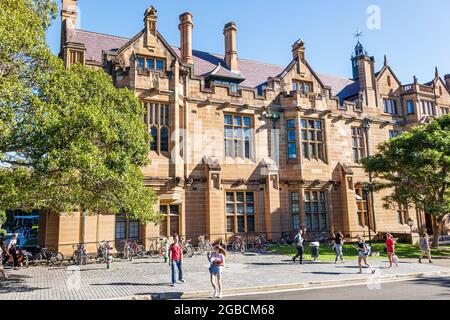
[1,253,449,300]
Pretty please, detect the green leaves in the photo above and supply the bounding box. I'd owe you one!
[0,0,158,224]
[362,115,450,220]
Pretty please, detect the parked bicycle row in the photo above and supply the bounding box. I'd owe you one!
[0,231,363,269]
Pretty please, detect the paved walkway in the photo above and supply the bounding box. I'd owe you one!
[1,253,449,300]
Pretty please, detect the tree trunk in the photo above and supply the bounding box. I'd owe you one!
[432,219,440,248]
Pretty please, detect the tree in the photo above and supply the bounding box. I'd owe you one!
[0,0,159,225]
[362,115,450,247]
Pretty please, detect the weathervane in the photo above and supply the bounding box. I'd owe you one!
[353,29,364,42]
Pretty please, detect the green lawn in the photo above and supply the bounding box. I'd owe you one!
[265,242,450,262]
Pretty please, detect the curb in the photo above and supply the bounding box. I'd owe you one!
[150,269,450,300]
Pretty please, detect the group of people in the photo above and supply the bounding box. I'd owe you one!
[167,234,227,299]
[291,230,434,273]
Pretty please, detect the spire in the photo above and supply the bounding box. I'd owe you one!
[435,66,439,78]
[384,55,388,67]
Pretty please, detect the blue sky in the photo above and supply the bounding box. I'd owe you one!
[46,0,450,83]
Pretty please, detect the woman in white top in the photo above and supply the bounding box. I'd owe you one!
[7,234,19,270]
[207,245,227,299]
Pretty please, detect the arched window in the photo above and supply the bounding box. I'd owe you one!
[143,102,170,154]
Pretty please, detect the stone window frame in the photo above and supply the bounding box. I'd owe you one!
[290,191,300,231]
[225,191,256,234]
[389,130,400,139]
[115,214,141,241]
[300,118,325,162]
[68,49,85,66]
[286,119,298,160]
[355,188,369,227]
[440,106,449,115]
[383,97,399,115]
[136,55,165,72]
[406,100,415,115]
[293,80,313,94]
[304,190,328,231]
[224,114,253,160]
[159,204,181,238]
[351,126,366,163]
[397,203,409,225]
[420,100,436,116]
[144,101,170,155]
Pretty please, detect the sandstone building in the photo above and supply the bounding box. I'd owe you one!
[42,1,450,253]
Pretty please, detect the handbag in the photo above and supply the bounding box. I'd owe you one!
[392,255,399,264]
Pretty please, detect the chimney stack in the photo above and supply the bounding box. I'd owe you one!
[60,0,78,53]
[144,6,158,51]
[179,12,194,64]
[445,74,450,92]
[224,22,239,73]
[292,39,305,62]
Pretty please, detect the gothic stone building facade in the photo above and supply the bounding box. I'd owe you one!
[45,1,450,254]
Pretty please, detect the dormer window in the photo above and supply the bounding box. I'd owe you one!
[212,79,239,93]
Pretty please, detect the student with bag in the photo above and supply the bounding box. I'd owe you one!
[207,245,227,299]
[385,233,398,268]
[355,236,375,274]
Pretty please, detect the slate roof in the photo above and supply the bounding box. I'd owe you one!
[72,29,129,62]
[71,29,359,101]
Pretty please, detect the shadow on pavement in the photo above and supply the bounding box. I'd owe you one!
[0,274,49,294]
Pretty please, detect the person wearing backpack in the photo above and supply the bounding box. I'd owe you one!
[355,236,375,274]
[292,230,304,265]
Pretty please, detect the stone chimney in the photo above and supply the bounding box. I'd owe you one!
[144,6,158,51]
[292,39,305,74]
[178,12,194,64]
[60,0,78,54]
[224,22,239,73]
[292,39,305,62]
[445,74,450,92]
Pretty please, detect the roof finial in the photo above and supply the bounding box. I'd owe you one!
[384,55,388,67]
[353,29,364,43]
[413,75,418,84]
[435,66,439,78]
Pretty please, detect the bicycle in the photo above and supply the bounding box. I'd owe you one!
[129,240,146,258]
[118,240,133,261]
[96,241,113,264]
[34,246,64,266]
[232,235,247,254]
[196,235,213,254]
[181,237,194,258]
[278,232,293,246]
[251,234,269,253]
[71,243,88,266]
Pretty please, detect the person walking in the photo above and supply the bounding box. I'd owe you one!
[292,230,304,265]
[334,232,345,264]
[168,234,185,287]
[7,234,19,270]
[385,233,398,268]
[0,237,8,267]
[207,245,227,299]
[355,236,375,274]
[0,242,8,280]
[419,233,433,264]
